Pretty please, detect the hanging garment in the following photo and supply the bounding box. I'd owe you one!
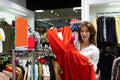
[38,63,43,80]
[42,64,50,80]
[98,49,116,80]
[0,21,14,52]
[116,64,120,80]
[0,72,10,80]
[52,60,63,80]
[46,26,96,80]
[0,28,5,53]
[115,16,120,44]
[34,63,38,80]
[111,57,120,80]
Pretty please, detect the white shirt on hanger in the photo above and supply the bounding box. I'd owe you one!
[0,28,5,53]
[57,32,63,41]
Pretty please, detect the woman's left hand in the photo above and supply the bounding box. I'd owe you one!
[88,59,94,66]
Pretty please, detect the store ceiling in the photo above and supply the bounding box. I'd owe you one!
[35,8,81,25]
[26,0,81,27]
[26,0,81,10]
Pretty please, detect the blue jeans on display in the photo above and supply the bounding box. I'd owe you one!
[34,64,38,80]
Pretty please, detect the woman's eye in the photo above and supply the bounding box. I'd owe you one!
[80,30,89,33]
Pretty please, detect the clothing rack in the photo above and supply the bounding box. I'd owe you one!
[12,49,35,80]
[32,48,55,80]
[0,18,5,21]
[0,51,14,80]
[0,51,12,56]
[12,49,54,80]
[35,47,54,56]
[97,11,120,17]
[0,48,54,80]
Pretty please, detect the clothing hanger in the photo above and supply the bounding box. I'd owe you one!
[56,28,62,32]
[50,26,63,32]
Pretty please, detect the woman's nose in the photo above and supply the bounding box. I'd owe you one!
[82,31,86,34]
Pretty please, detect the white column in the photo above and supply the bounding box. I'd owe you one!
[81,0,90,21]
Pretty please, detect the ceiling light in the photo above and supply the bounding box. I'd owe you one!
[105,8,120,11]
[36,19,50,21]
[42,19,51,20]
[48,23,54,25]
[55,13,57,15]
[9,9,26,16]
[35,10,44,12]
[108,3,120,5]
[65,20,68,22]
[51,10,54,13]
[73,7,81,11]
[75,11,78,13]
[36,19,47,23]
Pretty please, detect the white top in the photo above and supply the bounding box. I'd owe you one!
[34,31,40,39]
[42,64,50,77]
[75,41,100,71]
[57,32,63,40]
[0,28,5,53]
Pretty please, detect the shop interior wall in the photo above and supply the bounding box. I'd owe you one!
[89,0,120,21]
[0,0,34,31]
[89,4,120,21]
[82,0,120,21]
[89,0,120,5]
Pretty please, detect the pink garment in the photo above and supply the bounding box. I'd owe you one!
[2,70,12,78]
[0,72,10,80]
[72,34,76,41]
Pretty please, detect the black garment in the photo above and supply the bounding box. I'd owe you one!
[97,49,116,80]
[105,17,111,43]
[0,60,10,72]
[42,42,49,47]
[105,17,117,45]
[110,17,117,44]
[0,64,6,72]
[97,17,105,48]
[97,17,118,48]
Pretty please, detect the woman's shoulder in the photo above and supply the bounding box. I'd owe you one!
[90,44,100,52]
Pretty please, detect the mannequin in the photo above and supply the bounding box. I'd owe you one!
[28,27,41,49]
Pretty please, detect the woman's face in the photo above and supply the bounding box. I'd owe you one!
[80,26,90,42]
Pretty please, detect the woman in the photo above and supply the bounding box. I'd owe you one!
[46,23,97,80]
[75,21,100,77]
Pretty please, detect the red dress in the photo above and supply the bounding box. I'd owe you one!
[46,26,96,80]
